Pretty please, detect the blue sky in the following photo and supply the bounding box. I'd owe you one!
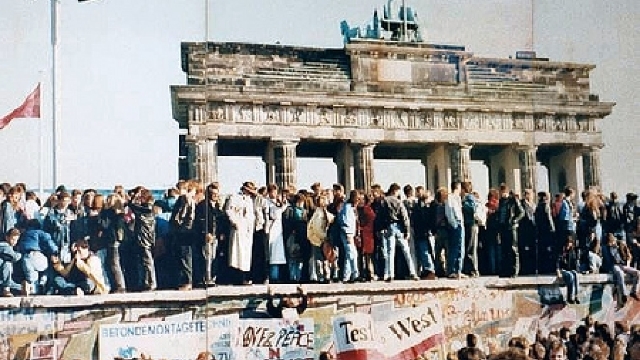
[1,0,637,195]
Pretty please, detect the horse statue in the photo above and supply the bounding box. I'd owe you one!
[340,20,361,44]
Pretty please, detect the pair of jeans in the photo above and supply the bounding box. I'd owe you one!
[288,260,302,282]
[613,265,640,302]
[53,275,95,295]
[107,242,126,291]
[434,228,449,276]
[269,264,281,282]
[139,244,157,290]
[0,260,20,292]
[499,226,519,277]
[175,233,194,287]
[447,224,465,276]
[202,239,219,284]
[340,231,359,281]
[560,269,580,301]
[309,245,326,282]
[463,224,479,275]
[415,236,435,274]
[382,223,417,279]
[21,251,52,294]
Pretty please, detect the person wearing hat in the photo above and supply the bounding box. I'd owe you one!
[51,236,107,295]
[225,181,257,285]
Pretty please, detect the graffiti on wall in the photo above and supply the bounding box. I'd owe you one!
[0,282,635,360]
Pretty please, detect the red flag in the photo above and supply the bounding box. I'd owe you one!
[0,83,41,130]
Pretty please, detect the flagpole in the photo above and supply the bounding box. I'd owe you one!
[51,0,60,191]
[39,75,44,199]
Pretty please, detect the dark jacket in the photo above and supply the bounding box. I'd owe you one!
[129,202,155,248]
[194,199,227,240]
[101,209,127,245]
[497,195,524,229]
[601,244,625,273]
[534,200,555,234]
[557,248,578,272]
[604,200,623,234]
[379,195,410,234]
[170,195,196,234]
[412,199,436,239]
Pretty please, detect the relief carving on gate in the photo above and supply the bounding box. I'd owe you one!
[208,103,594,134]
[208,103,226,122]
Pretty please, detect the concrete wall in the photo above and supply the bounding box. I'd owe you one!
[0,275,635,360]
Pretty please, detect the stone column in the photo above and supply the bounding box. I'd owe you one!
[424,144,448,190]
[353,142,376,192]
[188,137,219,185]
[449,144,472,183]
[548,148,580,196]
[264,142,276,185]
[518,145,538,192]
[334,142,354,191]
[272,139,298,191]
[582,145,602,190]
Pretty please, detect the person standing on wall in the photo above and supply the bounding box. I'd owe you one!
[445,181,465,279]
[496,184,524,278]
[170,180,199,291]
[535,191,556,275]
[225,182,257,285]
[461,181,480,278]
[519,189,537,275]
[193,182,227,287]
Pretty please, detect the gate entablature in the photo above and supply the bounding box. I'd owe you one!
[171,39,614,193]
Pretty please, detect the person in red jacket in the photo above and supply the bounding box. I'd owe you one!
[357,194,377,281]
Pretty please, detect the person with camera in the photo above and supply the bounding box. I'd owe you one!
[51,237,107,295]
[128,187,157,292]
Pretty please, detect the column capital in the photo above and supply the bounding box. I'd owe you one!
[515,144,538,152]
[271,138,300,147]
[582,144,604,152]
[449,143,473,150]
[351,140,378,146]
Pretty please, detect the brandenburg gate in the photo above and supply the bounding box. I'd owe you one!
[170,5,613,195]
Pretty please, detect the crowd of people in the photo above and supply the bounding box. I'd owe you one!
[450,316,640,360]
[0,179,639,300]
